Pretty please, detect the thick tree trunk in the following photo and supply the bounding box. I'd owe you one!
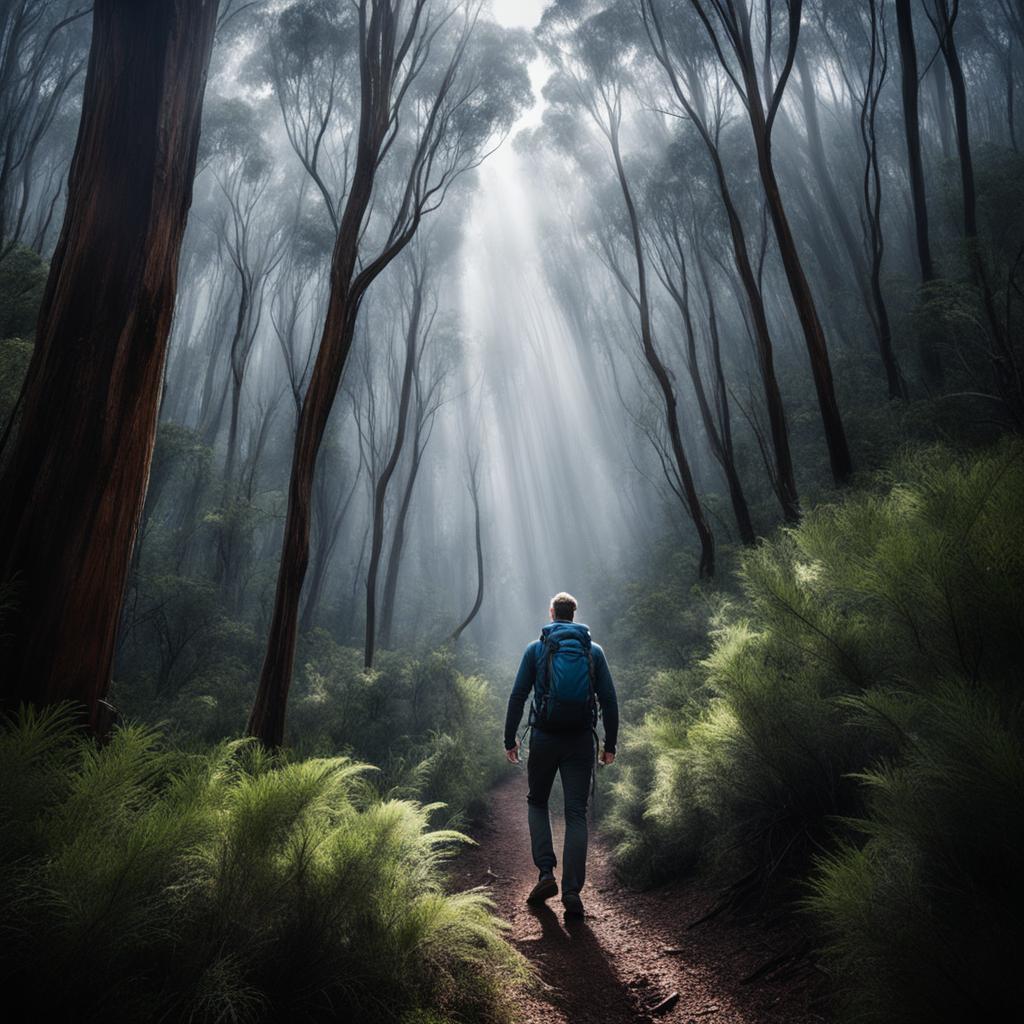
[0,0,219,727]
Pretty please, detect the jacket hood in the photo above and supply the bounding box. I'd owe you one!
[541,620,591,642]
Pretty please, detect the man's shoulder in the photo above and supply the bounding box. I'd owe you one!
[590,639,607,659]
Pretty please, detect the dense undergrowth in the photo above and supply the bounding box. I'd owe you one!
[114,637,507,825]
[603,439,1024,1022]
[0,706,524,1024]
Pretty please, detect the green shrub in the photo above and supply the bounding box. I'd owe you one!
[807,681,1024,1023]
[605,440,1024,1018]
[0,706,524,1024]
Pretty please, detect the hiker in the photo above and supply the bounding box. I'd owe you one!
[504,591,619,918]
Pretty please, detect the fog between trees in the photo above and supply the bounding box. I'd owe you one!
[0,0,1021,762]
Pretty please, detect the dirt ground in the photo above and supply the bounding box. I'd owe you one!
[450,771,831,1024]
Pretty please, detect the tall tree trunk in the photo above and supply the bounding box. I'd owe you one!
[661,233,756,545]
[364,269,423,668]
[732,4,853,484]
[895,0,943,382]
[861,0,908,400]
[609,114,715,576]
[298,463,359,635]
[794,46,876,334]
[640,5,800,521]
[934,1,1020,419]
[0,0,219,727]
[377,414,426,650]
[448,455,484,646]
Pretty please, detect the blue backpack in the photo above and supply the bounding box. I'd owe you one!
[530,622,598,733]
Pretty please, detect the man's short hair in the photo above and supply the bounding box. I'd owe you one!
[550,591,578,621]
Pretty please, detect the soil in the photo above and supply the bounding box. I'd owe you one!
[450,771,831,1024]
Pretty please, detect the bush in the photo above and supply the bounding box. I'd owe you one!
[0,705,525,1024]
[605,440,1024,1019]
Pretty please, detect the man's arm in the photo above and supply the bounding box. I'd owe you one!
[503,645,536,752]
[593,644,619,755]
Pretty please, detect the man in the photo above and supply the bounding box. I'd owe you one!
[504,591,619,918]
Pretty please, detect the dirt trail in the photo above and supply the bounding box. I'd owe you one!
[451,772,829,1024]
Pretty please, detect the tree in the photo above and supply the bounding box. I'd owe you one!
[895,0,943,382]
[540,1,716,576]
[0,1,90,259]
[447,448,484,645]
[246,3,532,746]
[640,0,801,521]
[0,0,220,727]
[811,0,907,399]
[684,0,853,484]
[646,149,758,544]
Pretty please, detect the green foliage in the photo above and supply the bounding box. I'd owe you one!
[288,639,506,822]
[606,440,1024,1020]
[0,707,524,1024]
[0,244,46,338]
[0,335,32,426]
[806,682,1024,1024]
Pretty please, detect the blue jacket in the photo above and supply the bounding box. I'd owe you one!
[503,620,619,752]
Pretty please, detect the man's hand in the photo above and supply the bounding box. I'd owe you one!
[505,744,521,765]
[599,750,616,766]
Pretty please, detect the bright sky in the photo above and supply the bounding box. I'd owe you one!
[488,0,550,132]
[490,0,547,29]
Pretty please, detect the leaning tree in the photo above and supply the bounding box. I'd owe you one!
[246,2,532,747]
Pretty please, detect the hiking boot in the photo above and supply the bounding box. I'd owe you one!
[562,892,584,917]
[527,871,558,904]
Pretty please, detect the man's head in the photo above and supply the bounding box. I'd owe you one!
[549,591,578,622]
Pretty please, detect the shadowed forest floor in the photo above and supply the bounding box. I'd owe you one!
[452,773,830,1024]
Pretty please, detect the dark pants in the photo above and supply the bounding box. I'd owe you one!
[526,726,594,897]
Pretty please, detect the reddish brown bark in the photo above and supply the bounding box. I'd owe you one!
[248,1,433,746]
[0,0,219,727]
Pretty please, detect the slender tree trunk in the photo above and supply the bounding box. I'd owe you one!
[934,1,1020,419]
[931,54,955,160]
[298,463,359,635]
[795,47,876,332]
[377,415,425,649]
[895,0,943,383]
[364,270,423,668]
[662,235,756,544]
[0,0,219,726]
[609,116,714,576]
[639,11,800,521]
[733,13,853,485]
[448,457,484,645]
[861,0,908,400]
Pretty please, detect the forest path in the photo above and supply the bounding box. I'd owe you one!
[450,772,828,1024]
